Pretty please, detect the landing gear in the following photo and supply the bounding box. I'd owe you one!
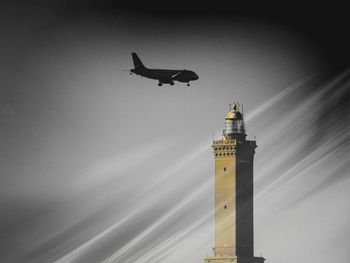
[187,82,190,87]
[158,82,163,86]
[170,82,174,86]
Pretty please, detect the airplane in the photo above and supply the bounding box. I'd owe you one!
[128,52,199,86]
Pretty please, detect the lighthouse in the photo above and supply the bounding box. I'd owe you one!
[205,103,265,263]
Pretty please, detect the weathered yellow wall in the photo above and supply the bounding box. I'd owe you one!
[213,140,236,257]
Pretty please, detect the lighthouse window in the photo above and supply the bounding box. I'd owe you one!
[224,205,227,209]
[224,167,226,172]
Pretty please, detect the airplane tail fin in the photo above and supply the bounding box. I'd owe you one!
[132,52,146,69]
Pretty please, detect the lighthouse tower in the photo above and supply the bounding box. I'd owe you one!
[205,103,265,263]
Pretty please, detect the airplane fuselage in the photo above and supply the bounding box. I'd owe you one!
[131,67,198,84]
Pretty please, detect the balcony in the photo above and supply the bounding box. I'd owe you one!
[212,139,236,145]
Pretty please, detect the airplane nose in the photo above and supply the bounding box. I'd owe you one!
[194,73,199,80]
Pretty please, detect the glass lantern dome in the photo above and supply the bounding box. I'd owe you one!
[223,104,246,137]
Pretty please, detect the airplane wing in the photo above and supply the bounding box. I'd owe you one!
[171,71,182,79]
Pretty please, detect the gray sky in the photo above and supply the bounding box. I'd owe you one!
[1,2,349,263]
